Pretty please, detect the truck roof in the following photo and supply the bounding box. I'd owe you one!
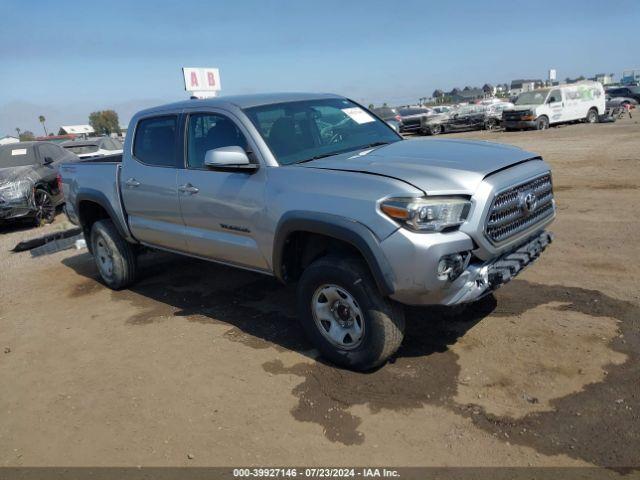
[135,92,344,117]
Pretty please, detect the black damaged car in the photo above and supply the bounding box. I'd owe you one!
[0,142,77,226]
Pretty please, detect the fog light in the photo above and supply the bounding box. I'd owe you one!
[437,253,469,281]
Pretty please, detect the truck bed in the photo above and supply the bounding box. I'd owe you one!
[59,158,129,238]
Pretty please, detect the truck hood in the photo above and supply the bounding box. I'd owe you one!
[512,105,539,112]
[298,138,539,195]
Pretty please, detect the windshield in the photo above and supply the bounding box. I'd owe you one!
[64,144,99,155]
[244,98,401,165]
[515,90,549,105]
[0,146,37,168]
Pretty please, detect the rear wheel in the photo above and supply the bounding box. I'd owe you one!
[90,219,137,289]
[429,124,442,135]
[586,107,598,123]
[297,255,405,371]
[33,189,55,226]
[536,116,549,130]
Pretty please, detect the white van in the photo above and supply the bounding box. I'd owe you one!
[503,81,605,130]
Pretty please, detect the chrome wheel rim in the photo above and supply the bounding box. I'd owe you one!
[95,237,114,279]
[311,284,364,350]
[34,190,54,224]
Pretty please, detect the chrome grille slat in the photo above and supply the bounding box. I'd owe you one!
[485,173,555,243]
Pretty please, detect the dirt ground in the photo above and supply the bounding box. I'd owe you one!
[1,116,639,471]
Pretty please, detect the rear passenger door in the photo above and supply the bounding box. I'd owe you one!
[120,114,187,251]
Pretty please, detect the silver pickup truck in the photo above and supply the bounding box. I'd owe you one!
[61,93,555,370]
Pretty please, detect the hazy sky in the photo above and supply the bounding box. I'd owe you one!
[1,0,638,135]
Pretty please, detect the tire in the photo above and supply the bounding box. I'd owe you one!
[429,124,442,135]
[586,107,598,124]
[297,255,405,371]
[485,119,498,131]
[536,116,549,130]
[90,219,137,290]
[33,189,55,226]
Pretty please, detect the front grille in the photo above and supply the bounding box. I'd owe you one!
[504,112,525,121]
[485,173,554,243]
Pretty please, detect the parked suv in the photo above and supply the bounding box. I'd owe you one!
[61,93,556,370]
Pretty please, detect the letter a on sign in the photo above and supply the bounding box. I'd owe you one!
[183,68,221,96]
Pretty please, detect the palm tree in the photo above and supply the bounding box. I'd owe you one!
[38,115,48,136]
[15,127,21,140]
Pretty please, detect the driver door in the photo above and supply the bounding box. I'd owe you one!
[546,89,564,123]
[176,110,269,270]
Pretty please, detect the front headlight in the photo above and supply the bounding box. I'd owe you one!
[380,197,471,232]
[0,181,31,202]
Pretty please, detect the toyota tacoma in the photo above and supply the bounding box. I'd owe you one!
[60,93,555,370]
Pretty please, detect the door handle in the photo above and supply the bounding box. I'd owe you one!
[125,178,140,188]
[178,183,199,195]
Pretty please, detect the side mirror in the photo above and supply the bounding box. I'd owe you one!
[43,156,54,165]
[204,146,258,172]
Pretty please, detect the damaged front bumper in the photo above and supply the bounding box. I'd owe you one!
[448,230,554,304]
[0,198,33,220]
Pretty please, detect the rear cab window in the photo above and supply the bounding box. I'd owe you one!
[133,115,178,167]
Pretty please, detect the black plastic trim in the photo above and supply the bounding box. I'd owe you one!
[273,211,395,296]
[75,189,129,240]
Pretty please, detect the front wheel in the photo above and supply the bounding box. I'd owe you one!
[90,219,137,290]
[297,255,405,371]
[536,116,549,130]
[586,108,598,124]
[484,118,498,131]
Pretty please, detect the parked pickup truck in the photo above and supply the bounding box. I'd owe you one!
[61,93,556,370]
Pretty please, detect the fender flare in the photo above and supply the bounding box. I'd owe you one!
[272,211,395,296]
[75,189,130,240]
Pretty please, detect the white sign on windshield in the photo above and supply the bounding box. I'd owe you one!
[11,148,27,156]
[342,107,375,124]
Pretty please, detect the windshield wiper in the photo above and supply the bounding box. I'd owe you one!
[295,142,392,165]
[296,153,338,164]
[363,141,391,148]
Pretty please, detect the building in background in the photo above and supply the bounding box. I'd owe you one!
[621,69,640,85]
[0,135,20,145]
[592,73,615,85]
[59,125,95,139]
[509,79,544,95]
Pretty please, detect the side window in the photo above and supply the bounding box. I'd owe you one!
[39,144,63,161]
[548,90,561,103]
[50,144,65,159]
[133,116,177,167]
[187,113,247,169]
